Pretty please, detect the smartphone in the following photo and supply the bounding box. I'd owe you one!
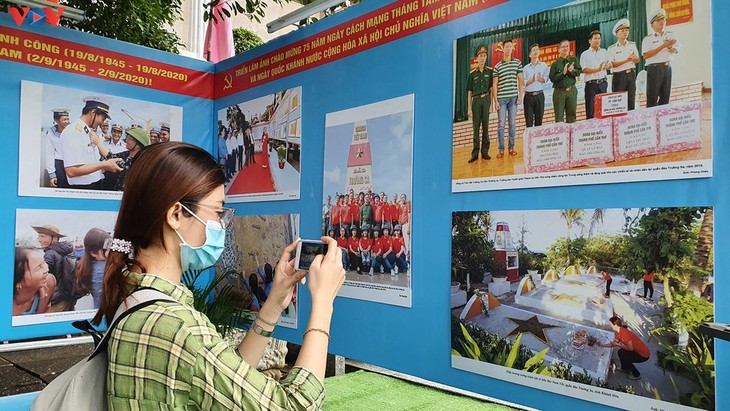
[295,239,328,271]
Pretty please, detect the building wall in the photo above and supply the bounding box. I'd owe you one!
[173,0,302,59]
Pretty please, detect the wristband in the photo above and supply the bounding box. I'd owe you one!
[256,314,278,327]
[303,328,331,342]
[251,322,273,337]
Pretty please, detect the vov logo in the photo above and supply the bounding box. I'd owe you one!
[9,0,64,27]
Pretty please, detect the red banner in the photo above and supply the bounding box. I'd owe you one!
[0,26,214,99]
[216,0,510,97]
[539,41,576,68]
[661,0,693,25]
[489,38,522,67]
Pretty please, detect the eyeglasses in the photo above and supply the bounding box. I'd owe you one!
[181,202,236,229]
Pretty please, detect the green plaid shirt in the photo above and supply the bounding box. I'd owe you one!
[107,273,325,410]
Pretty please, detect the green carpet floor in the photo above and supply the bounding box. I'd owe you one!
[322,370,520,411]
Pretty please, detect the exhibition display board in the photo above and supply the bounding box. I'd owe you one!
[0,15,215,342]
[1,0,727,409]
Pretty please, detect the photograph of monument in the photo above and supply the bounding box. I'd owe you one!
[451,207,714,410]
[322,95,413,307]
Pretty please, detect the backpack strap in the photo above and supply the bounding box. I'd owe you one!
[89,287,176,360]
[71,320,104,346]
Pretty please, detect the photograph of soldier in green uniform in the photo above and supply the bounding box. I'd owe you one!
[451,0,712,193]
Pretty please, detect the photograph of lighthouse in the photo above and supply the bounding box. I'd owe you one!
[321,94,413,307]
[451,207,715,410]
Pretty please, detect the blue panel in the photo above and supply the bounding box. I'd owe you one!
[0,14,214,341]
[0,0,725,409]
[216,0,724,410]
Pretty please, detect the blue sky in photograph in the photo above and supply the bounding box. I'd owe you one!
[15,209,117,248]
[216,92,274,125]
[323,109,413,200]
[41,83,176,131]
[490,208,633,253]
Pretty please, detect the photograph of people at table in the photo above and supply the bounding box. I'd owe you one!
[452,0,711,192]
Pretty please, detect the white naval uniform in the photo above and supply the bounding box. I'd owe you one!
[106,139,126,154]
[641,31,681,65]
[642,30,680,107]
[61,119,103,186]
[608,40,639,72]
[44,126,63,177]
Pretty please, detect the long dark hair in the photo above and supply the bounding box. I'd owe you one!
[14,247,34,295]
[93,142,225,325]
[76,228,111,296]
[249,273,266,304]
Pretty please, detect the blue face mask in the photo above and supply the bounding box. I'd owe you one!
[175,204,226,271]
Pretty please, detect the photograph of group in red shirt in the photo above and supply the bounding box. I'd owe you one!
[322,95,413,307]
[324,190,411,277]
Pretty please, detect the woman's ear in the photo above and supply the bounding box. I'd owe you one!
[166,202,184,231]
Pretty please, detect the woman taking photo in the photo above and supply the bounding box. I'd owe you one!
[13,247,56,316]
[95,142,345,410]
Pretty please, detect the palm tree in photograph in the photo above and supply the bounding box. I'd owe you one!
[559,209,585,265]
[451,211,494,285]
[587,208,605,238]
[694,208,713,270]
[632,207,704,307]
[690,208,714,297]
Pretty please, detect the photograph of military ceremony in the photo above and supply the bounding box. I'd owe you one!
[451,207,714,410]
[18,81,182,199]
[217,87,302,203]
[452,0,711,192]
